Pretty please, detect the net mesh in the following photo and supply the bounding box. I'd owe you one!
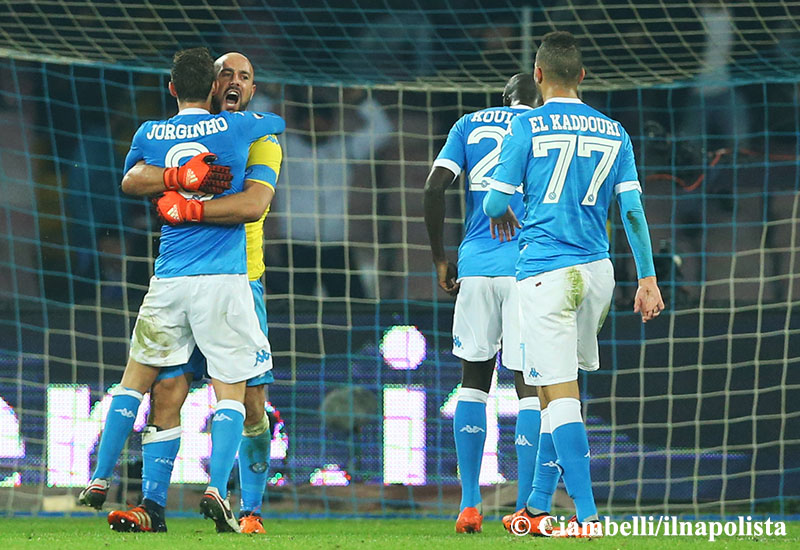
[0,0,799,518]
[1,1,799,89]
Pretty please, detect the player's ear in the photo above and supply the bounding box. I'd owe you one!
[577,67,586,85]
[534,66,543,85]
[210,80,219,95]
[168,81,177,98]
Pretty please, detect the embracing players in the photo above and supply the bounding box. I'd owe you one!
[78,48,284,534]
[424,74,541,533]
[483,32,664,537]
[104,51,281,535]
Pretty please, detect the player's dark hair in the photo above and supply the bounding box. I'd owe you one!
[503,73,540,107]
[170,47,215,102]
[536,31,583,85]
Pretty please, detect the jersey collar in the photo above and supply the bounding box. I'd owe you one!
[510,104,535,109]
[544,97,583,105]
[177,107,210,115]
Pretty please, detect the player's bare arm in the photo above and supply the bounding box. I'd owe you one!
[121,153,232,196]
[153,179,273,225]
[423,166,459,296]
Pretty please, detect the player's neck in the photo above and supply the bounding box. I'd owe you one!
[540,85,579,104]
[176,100,211,113]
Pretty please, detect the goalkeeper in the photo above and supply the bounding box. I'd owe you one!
[78,49,284,534]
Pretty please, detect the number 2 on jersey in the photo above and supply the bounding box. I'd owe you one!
[533,134,621,206]
[467,126,506,188]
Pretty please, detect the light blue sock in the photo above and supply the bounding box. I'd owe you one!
[142,425,181,508]
[239,412,271,514]
[453,388,488,511]
[92,387,143,479]
[549,397,598,522]
[515,397,540,511]
[209,399,245,495]
[527,408,560,514]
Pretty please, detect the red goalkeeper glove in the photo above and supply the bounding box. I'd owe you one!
[153,191,204,225]
[163,152,232,194]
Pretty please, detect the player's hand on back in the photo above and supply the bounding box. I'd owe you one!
[633,276,665,323]
[489,206,522,243]
[435,260,460,297]
[163,152,233,195]
[152,191,204,225]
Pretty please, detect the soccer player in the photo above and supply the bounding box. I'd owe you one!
[77,47,285,533]
[424,74,541,534]
[90,52,281,535]
[483,32,664,537]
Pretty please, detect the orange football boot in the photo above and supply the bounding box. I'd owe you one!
[455,506,483,533]
[551,515,603,538]
[107,505,167,532]
[239,513,266,534]
[502,508,553,536]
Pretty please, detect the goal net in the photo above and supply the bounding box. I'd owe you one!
[0,0,798,518]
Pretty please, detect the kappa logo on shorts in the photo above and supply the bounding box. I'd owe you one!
[528,368,542,379]
[253,349,271,367]
[453,335,462,348]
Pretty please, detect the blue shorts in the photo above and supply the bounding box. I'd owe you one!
[156,278,274,385]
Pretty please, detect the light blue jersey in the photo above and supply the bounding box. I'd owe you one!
[124,108,285,278]
[433,105,531,278]
[486,98,641,280]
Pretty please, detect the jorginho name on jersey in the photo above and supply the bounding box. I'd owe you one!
[124,108,285,278]
[486,98,641,280]
[432,105,531,278]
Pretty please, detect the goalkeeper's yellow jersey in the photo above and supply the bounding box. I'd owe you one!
[244,134,282,281]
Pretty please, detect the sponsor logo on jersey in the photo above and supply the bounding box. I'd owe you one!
[114,408,136,418]
[459,425,486,434]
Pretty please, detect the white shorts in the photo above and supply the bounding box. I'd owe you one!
[129,274,273,384]
[452,276,521,371]
[520,259,614,386]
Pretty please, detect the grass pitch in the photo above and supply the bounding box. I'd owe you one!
[2,517,799,550]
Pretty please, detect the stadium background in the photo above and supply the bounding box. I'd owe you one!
[0,0,798,519]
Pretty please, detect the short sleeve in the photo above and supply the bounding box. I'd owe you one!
[123,124,147,173]
[432,116,466,177]
[245,134,283,189]
[484,116,530,195]
[226,111,286,143]
[613,131,642,195]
